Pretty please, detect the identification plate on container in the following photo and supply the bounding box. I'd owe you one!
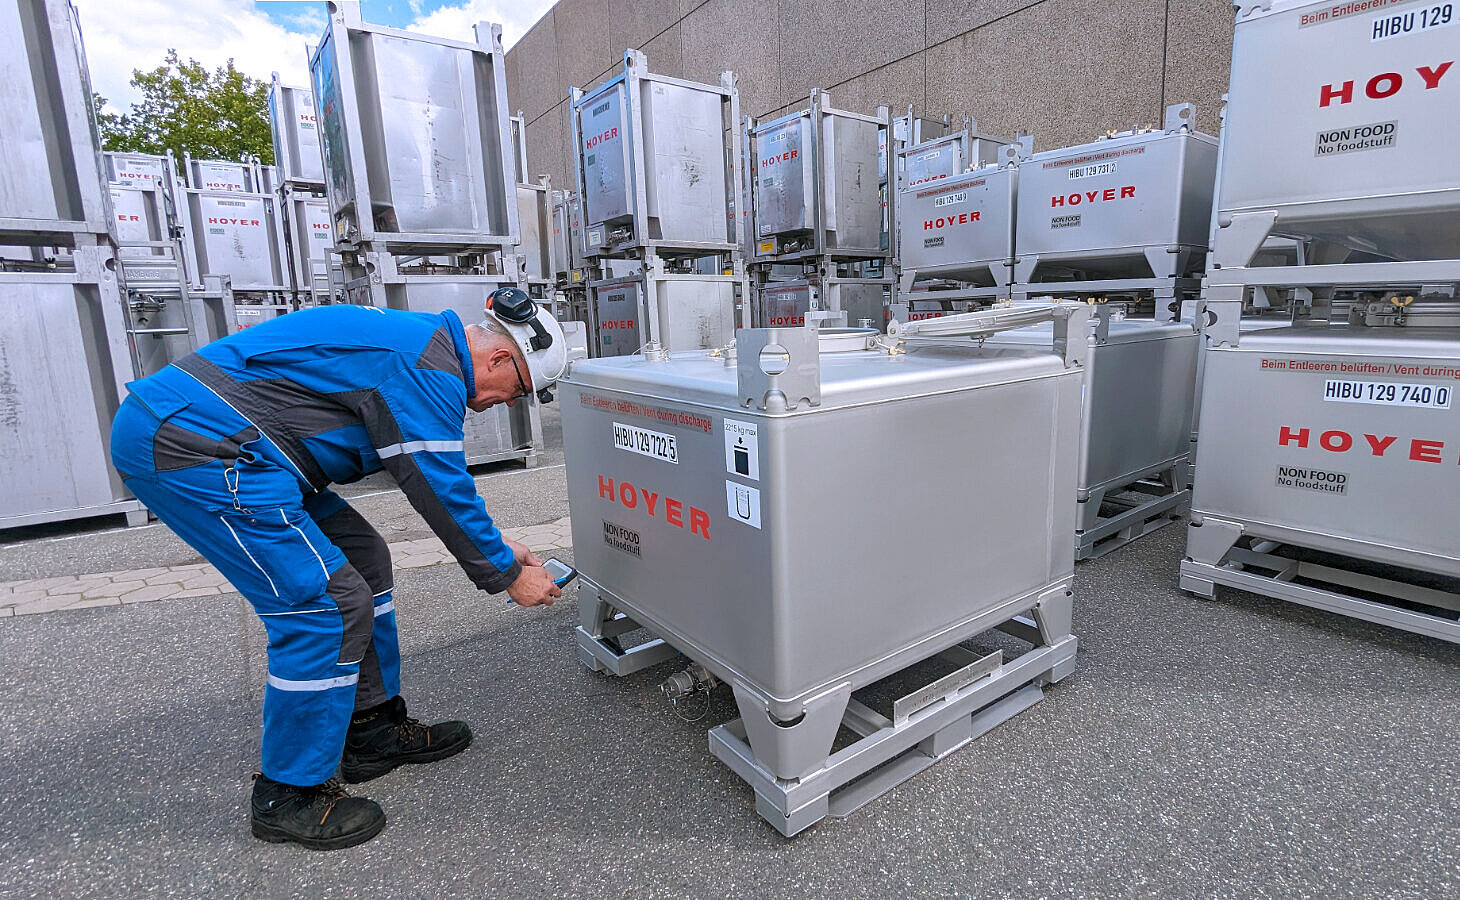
[933,191,967,208]
[612,422,678,463]
[1323,380,1452,409]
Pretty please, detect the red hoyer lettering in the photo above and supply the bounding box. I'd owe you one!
[1051,186,1136,207]
[1279,426,1460,465]
[598,475,711,540]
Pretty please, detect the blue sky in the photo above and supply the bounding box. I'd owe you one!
[76,1,556,108]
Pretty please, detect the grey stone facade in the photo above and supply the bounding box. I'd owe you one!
[505,0,1236,190]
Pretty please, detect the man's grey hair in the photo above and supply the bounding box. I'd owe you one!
[475,316,510,338]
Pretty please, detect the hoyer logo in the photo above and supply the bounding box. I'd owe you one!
[204,181,244,191]
[1279,425,1460,465]
[599,319,636,330]
[761,149,798,167]
[116,214,141,222]
[208,216,262,227]
[765,314,804,326]
[597,475,711,540]
[1051,186,1135,207]
[924,211,980,229]
[585,127,618,148]
[1319,62,1452,107]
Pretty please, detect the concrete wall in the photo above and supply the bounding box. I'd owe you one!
[505,0,1236,191]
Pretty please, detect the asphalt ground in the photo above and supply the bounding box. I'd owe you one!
[1,406,1456,898]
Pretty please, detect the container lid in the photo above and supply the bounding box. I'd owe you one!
[562,334,1073,415]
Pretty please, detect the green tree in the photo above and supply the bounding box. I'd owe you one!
[96,50,273,165]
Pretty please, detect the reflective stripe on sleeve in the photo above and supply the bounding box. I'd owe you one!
[373,600,394,617]
[266,673,359,692]
[374,440,465,459]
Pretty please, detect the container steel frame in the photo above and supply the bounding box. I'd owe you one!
[746,92,896,331]
[570,50,748,356]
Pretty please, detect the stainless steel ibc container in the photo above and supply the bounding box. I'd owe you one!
[575,56,735,251]
[1217,0,1460,262]
[0,0,113,244]
[179,191,290,292]
[897,162,1017,285]
[268,78,325,185]
[752,103,884,255]
[1189,326,1460,581]
[750,279,883,329]
[562,310,1088,832]
[309,1,517,250]
[1013,105,1217,283]
[980,315,1199,557]
[587,274,735,357]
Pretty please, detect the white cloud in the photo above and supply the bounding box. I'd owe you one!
[74,0,319,106]
[75,0,556,111]
[405,0,553,49]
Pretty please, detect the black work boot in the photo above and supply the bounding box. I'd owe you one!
[340,695,473,784]
[250,773,385,850]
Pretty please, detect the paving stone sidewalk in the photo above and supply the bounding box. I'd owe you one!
[0,516,573,618]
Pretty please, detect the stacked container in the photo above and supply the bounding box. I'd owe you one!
[268,73,343,309]
[309,0,540,466]
[1181,0,1460,644]
[746,91,893,331]
[570,49,746,357]
[0,0,145,528]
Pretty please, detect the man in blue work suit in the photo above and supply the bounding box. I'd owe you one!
[110,287,567,850]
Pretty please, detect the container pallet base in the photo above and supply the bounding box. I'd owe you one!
[577,584,1077,836]
[1076,460,1189,561]
[1180,527,1460,645]
[0,499,149,532]
[465,446,540,469]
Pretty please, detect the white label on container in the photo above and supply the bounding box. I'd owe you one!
[1315,121,1397,157]
[933,191,968,208]
[1371,3,1454,40]
[1323,379,1452,408]
[726,481,761,528]
[612,422,678,464]
[1068,162,1117,179]
[723,419,759,480]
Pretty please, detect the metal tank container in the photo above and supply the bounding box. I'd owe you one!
[978,312,1199,558]
[283,193,339,303]
[1012,104,1217,288]
[751,97,885,257]
[564,306,1091,834]
[572,51,740,255]
[586,270,735,357]
[104,152,173,189]
[750,279,883,330]
[309,0,518,252]
[897,119,1009,190]
[268,77,326,186]
[897,145,1023,292]
[179,154,269,194]
[178,190,290,293]
[1213,0,1460,266]
[0,0,112,244]
[1183,326,1460,644]
[0,243,145,528]
[516,180,552,288]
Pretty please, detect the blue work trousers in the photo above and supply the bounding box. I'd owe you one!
[110,377,400,786]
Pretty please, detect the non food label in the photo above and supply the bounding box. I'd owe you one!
[1275,465,1349,495]
[1371,2,1454,39]
[1315,120,1397,156]
[602,520,641,557]
[1068,162,1117,179]
[726,481,762,528]
[933,191,968,208]
[723,419,759,480]
[1051,214,1082,229]
[613,422,679,464]
[1323,379,1452,408]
